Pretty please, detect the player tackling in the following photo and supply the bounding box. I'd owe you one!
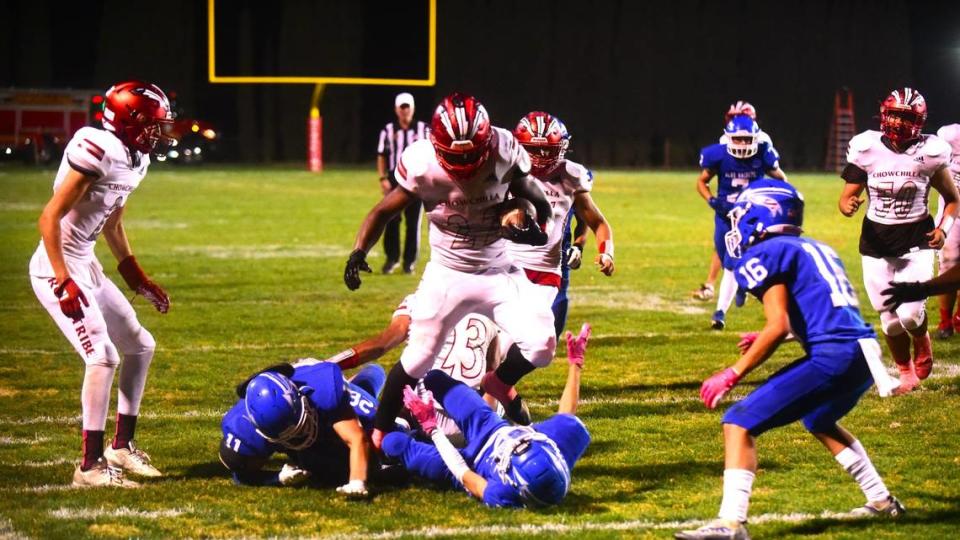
[30,81,174,487]
[343,93,557,447]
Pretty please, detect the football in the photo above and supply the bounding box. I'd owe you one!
[499,197,537,231]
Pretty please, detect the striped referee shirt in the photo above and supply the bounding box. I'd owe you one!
[377,120,429,172]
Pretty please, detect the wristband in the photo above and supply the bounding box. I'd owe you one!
[430,429,470,483]
[598,240,614,259]
[379,175,388,181]
[938,215,955,235]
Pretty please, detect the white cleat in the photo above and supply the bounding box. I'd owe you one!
[850,496,906,518]
[72,458,140,488]
[104,441,163,477]
[675,519,750,540]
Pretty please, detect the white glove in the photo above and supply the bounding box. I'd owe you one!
[278,463,311,486]
[566,245,583,269]
[336,479,369,499]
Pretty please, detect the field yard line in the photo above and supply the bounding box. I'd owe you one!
[323,510,870,539]
[49,506,189,520]
[1,458,73,468]
[0,435,50,445]
[0,409,222,426]
[3,484,78,494]
[0,341,330,356]
[0,517,28,540]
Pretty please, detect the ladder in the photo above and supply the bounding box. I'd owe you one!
[825,88,856,172]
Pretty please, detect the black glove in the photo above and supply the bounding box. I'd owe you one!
[881,281,930,312]
[503,222,548,246]
[344,249,371,290]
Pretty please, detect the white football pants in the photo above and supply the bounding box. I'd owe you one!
[861,250,934,336]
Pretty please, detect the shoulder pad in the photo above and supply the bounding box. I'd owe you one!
[936,124,960,154]
[562,160,593,192]
[398,139,434,179]
[848,131,876,153]
[922,135,951,159]
[294,362,345,411]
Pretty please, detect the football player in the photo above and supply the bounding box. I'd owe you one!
[696,114,788,330]
[838,88,958,391]
[218,360,384,497]
[931,124,960,339]
[29,81,174,487]
[511,112,614,336]
[677,180,904,540]
[384,324,592,508]
[693,101,774,304]
[343,93,556,448]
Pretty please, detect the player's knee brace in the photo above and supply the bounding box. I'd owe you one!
[896,303,926,332]
[879,310,906,336]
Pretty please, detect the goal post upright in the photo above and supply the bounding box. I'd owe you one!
[207,0,437,172]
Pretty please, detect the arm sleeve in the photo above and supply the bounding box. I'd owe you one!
[841,163,868,184]
[377,128,387,155]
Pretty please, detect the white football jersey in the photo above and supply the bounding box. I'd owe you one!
[718,130,773,146]
[935,124,960,222]
[30,127,149,276]
[506,160,593,274]
[395,127,532,273]
[847,130,950,226]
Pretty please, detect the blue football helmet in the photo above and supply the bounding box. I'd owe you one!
[725,178,804,259]
[495,429,571,506]
[244,371,318,450]
[724,114,761,158]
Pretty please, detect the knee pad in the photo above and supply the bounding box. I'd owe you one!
[127,326,156,356]
[90,341,121,368]
[880,310,906,336]
[896,303,926,332]
[526,334,557,368]
[382,432,412,459]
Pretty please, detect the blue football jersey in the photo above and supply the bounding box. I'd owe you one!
[699,142,781,208]
[734,235,875,352]
[220,362,378,464]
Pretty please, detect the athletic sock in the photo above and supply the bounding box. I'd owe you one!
[718,468,755,523]
[113,413,138,449]
[835,441,890,503]
[373,362,418,433]
[494,344,536,386]
[716,270,738,314]
[81,430,105,471]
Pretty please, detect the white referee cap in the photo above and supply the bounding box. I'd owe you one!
[395,92,415,108]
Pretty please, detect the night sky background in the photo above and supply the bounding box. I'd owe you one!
[2,0,959,169]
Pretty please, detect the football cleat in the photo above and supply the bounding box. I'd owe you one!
[72,458,140,488]
[849,496,906,518]
[692,284,715,301]
[711,310,726,331]
[402,263,415,275]
[382,260,399,275]
[912,332,933,380]
[894,359,919,393]
[104,440,162,477]
[934,319,953,340]
[675,519,750,540]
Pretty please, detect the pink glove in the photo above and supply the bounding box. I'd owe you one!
[737,332,759,355]
[565,322,592,368]
[402,386,438,434]
[700,368,741,409]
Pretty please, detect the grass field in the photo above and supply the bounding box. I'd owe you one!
[0,165,958,539]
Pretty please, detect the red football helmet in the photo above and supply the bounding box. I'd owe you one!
[430,93,492,179]
[724,100,757,123]
[514,111,570,176]
[102,81,175,154]
[880,87,927,147]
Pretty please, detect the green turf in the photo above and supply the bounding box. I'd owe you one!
[0,165,957,539]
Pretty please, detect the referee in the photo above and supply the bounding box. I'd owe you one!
[377,92,428,274]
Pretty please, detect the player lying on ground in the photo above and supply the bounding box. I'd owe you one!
[694,100,774,304]
[838,87,958,391]
[695,114,788,330]
[343,93,557,449]
[30,81,174,488]
[384,324,591,508]
[677,179,904,540]
[218,360,385,498]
